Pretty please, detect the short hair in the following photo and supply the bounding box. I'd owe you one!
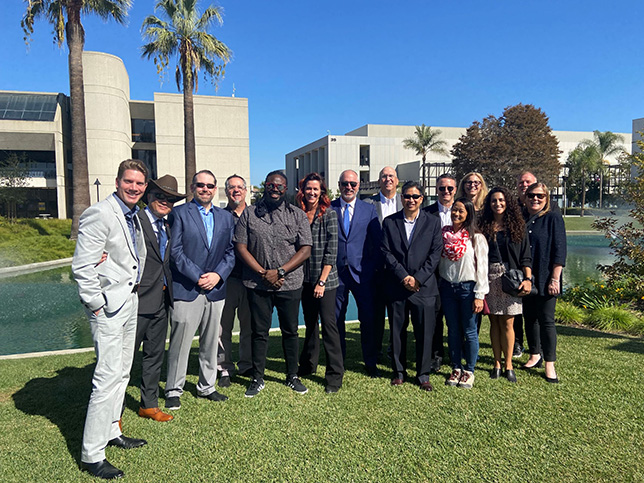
[192,169,217,186]
[265,169,287,186]
[225,174,246,190]
[517,170,537,182]
[436,173,456,186]
[117,159,148,182]
[525,182,551,216]
[401,180,424,195]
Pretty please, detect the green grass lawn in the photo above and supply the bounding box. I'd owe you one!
[1,321,643,481]
[0,217,75,267]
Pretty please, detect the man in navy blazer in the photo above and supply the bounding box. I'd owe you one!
[331,169,381,376]
[164,170,235,410]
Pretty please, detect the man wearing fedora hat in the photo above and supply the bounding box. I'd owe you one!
[134,174,186,422]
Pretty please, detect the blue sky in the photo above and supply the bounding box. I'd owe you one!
[2,1,643,186]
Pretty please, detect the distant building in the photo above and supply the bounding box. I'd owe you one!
[0,51,249,218]
[285,124,631,200]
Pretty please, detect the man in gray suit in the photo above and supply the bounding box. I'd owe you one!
[73,159,149,480]
[365,166,402,361]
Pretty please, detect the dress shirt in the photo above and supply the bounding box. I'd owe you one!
[196,200,215,247]
[403,212,419,242]
[438,233,489,299]
[340,198,356,224]
[114,192,141,282]
[437,201,452,228]
[379,192,398,220]
[144,207,165,244]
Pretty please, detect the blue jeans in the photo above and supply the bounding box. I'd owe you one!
[439,279,479,373]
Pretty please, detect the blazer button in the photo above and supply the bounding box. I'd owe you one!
[129,282,133,286]
[133,266,137,270]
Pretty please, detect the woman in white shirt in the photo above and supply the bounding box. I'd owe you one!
[439,198,489,389]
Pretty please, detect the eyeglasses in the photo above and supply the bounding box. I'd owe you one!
[465,180,481,187]
[438,186,455,193]
[151,192,180,203]
[341,181,358,188]
[227,185,246,191]
[265,183,286,192]
[403,194,423,200]
[527,193,547,200]
[195,182,215,189]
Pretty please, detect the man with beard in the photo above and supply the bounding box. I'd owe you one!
[234,170,312,397]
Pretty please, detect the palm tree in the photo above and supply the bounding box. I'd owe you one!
[581,130,625,209]
[141,0,232,196]
[566,145,601,216]
[22,0,132,239]
[402,124,448,195]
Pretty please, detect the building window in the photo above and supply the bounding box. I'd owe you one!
[132,119,155,143]
[132,149,157,180]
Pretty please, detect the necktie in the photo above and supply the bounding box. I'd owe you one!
[343,205,351,235]
[156,219,167,260]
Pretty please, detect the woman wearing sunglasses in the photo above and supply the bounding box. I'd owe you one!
[455,172,489,212]
[522,183,566,383]
[479,187,532,383]
[439,198,488,388]
[295,173,344,393]
[381,181,443,391]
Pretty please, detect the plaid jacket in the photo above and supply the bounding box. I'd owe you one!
[303,208,339,290]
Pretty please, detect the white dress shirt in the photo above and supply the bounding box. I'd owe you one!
[379,191,398,220]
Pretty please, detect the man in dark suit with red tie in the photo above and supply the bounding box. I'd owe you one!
[134,175,186,422]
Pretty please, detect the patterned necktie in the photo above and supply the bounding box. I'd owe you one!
[156,218,167,260]
[343,205,351,235]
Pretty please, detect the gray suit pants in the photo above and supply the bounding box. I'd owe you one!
[81,292,138,463]
[165,295,224,398]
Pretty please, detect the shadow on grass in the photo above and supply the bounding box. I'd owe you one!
[557,324,644,354]
[12,364,94,464]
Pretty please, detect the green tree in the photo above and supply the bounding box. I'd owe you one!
[0,153,30,223]
[581,130,626,209]
[22,0,132,238]
[565,145,601,216]
[402,124,448,195]
[451,104,561,190]
[142,0,232,196]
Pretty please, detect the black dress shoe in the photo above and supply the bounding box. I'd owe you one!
[218,375,231,388]
[325,385,340,394]
[81,459,124,479]
[198,390,228,402]
[545,376,559,384]
[505,369,517,383]
[522,356,543,369]
[107,435,148,450]
[490,368,501,379]
[366,365,381,378]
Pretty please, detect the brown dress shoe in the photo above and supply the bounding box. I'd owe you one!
[391,378,404,386]
[138,407,174,422]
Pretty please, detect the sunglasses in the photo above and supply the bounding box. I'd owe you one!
[438,186,455,193]
[341,181,358,188]
[265,183,286,192]
[403,194,423,200]
[465,181,481,187]
[151,192,180,203]
[195,182,215,189]
[527,193,547,200]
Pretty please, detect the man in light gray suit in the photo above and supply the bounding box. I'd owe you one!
[73,159,149,480]
[365,166,402,361]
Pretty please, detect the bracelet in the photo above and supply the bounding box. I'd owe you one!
[549,278,559,284]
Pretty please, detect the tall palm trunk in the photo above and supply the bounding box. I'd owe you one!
[66,6,90,240]
[581,168,586,217]
[182,52,196,200]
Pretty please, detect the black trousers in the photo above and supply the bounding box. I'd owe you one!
[372,271,391,358]
[248,288,302,380]
[523,294,558,362]
[135,304,169,409]
[298,284,344,388]
[388,296,436,381]
[432,304,445,360]
[514,313,524,348]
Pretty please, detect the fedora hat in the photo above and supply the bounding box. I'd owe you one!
[147,174,186,200]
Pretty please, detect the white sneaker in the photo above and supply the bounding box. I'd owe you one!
[445,368,462,386]
[458,370,475,389]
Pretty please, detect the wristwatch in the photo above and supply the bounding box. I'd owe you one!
[317,280,326,287]
[277,267,286,279]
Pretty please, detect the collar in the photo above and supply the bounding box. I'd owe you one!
[340,198,357,211]
[403,211,420,223]
[114,192,139,218]
[144,206,163,224]
[379,191,396,204]
[438,201,452,213]
[193,198,214,214]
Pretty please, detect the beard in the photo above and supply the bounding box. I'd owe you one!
[263,194,284,210]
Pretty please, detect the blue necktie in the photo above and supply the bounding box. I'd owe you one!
[343,205,351,235]
[156,219,167,260]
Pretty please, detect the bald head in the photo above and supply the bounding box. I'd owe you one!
[378,166,399,199]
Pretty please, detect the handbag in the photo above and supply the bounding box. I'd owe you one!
[494,234,537,297]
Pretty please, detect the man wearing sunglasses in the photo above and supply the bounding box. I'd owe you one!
[164,170,236,410]
[133,175,186,422]
[424,173,458,372]
[331,170,380,377]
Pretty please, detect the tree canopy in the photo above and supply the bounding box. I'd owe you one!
[451,104,561,190]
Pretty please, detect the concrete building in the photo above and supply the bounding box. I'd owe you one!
[0,51,249,218]
[285,124,631,199]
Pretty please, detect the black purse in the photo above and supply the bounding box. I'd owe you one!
[495,234,536,297]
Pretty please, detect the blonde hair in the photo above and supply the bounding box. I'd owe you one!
[456,172,488,211]
[525,182,551,216]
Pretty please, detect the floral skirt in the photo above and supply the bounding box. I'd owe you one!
[487,263,523,316]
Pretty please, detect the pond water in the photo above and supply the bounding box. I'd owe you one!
[0,234,611,356]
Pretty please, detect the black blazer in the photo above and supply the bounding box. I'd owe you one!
[381,210,443,303]
[137,211,173,314]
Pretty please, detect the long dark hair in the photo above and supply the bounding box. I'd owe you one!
[452,197,479,236]
[296,172,330,218]
[480,187,526,243]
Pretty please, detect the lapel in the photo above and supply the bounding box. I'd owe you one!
[395,213,409,250]
[187,201,210,249]
[210,208,222,253]
[164,221,172,262]
[138,210,161,259]
[408,211,426,250]
[332,201,347,240]
[107,194,137,260]
[396,195,403,212]
[372,194,383,223]
[348,200,361,240]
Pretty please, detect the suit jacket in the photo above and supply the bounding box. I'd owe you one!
[137,210,173,314]
[425,202,439,216]
[169,200,236,302]
[330,198,379,284]
[364,192,403,226]
[381,210,442,303]
[72,193,147,313]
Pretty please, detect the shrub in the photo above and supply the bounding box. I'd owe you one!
[585,306,642,333]
[555,300,586,325]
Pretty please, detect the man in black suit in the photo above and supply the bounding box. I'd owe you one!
[134,175,186,421]
[424,173,457,372]
[382,181,443,390]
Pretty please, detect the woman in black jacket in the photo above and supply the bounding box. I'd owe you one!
[480,187,533,382]
[522,183,567,383]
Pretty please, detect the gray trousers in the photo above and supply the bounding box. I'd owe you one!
[165,295,224,398]
[218,277,252,376]
[81,292,138,463]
